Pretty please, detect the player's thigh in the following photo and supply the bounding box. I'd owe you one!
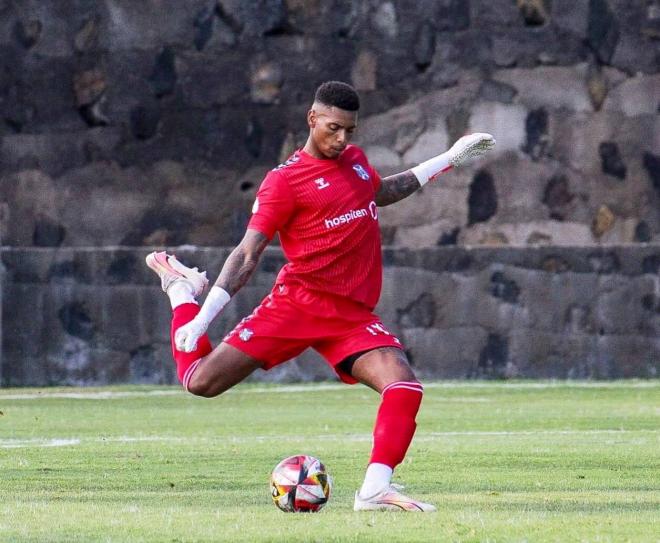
[189,342,262,397]
[349,347,418,392]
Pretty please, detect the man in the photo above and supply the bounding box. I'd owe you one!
[146,81,495,512]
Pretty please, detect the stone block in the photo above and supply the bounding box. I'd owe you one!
[461,221,595,246]
[592,335,660,378]
[593,275,660,336]
[508,330,597,378]
[522,271,599,332]
[358,101,425,152]
[468,102,527,155]
[603,74,660,117]
[7,2,87,58]
[478,79,518,104]
[401,327,489,379]
[216,0,288,38]
[493,65,593,112]
[392,220,461,248]
[363,145,401,172]
[377,177,468,229]
[470,0,521,27]
[430,273,489,329]
[611,31,659,75]
[402,123,449,166]
[467,169,498,226]
[551,111,658,181]
[129,343,177,385]
[587,0,620,64]
[378,266,448,329]
[1,128,121,178]
[351,50,378,91]
[101,0,210,51]
[552,0,589,38]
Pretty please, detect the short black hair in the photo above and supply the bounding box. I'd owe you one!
[314,81,360,111]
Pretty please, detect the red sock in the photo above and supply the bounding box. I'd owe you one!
[170,303,213,387]
[369,381,424,468]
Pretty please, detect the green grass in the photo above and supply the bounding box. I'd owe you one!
[1,381,658,542]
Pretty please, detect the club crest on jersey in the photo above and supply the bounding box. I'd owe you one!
[239,328,254,342]
[352,164,370,181]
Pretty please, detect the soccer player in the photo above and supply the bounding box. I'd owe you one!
[147,81,495,512]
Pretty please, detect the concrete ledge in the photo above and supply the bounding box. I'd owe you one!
[1,245,659,386]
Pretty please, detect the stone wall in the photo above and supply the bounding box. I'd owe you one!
[2,246,658,386]
[1,1,658,249]
[1,2,658,385]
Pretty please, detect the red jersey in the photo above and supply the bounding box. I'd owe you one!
[248,144,382,309]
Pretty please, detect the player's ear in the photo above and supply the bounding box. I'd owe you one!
[307,109,316,128]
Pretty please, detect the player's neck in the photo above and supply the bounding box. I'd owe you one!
[302,137,333,160]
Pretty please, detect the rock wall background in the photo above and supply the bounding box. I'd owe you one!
[1,0,658,247]
[1,246,658,386]
[0,1,659,384]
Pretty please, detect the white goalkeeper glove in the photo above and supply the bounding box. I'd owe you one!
[174,286,230,352]
[411,132,496,186]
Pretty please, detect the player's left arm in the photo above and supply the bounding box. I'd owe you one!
[375,132,496,207]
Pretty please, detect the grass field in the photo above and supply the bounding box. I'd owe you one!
[1,381,658,542]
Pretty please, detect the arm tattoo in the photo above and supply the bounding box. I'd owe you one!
[215,230,270,296]
[375,170,422,207]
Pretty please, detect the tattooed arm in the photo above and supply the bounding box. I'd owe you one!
[375,170,422,207]
[174,229,270,352]
[215,229,270,296]
[375,133,496,207]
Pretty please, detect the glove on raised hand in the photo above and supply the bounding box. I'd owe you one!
[411,133,496,186]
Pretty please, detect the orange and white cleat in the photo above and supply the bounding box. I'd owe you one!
[145,251,208,297]
[353,484,436,512]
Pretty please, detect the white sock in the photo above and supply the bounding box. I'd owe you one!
[167,281,198,310]
[359,463,393,498]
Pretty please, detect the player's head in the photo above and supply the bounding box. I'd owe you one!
[307,81,359,159]
[314,81,360,112]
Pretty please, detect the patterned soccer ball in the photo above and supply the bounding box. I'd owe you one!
[270,454,332,512]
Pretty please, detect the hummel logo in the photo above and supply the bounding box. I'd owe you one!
[315,178,330,189]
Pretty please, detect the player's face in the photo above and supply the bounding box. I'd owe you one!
[308,104,358,159]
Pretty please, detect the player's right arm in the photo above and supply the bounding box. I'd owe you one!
[173,229,270,352]
[215,229,271,297]
[174,169,293,353]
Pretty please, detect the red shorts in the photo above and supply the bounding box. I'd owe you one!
[223,283,403,384]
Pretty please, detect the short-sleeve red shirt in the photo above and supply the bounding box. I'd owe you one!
[248,145,382,309]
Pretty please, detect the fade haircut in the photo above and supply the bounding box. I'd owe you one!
[314,81,360,111]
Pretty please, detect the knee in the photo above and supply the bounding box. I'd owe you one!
[186,373,223,398]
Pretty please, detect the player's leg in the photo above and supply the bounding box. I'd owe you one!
[192,284,317,397]
[169,299,262,396]
[184,342,262,397]
[146,251,262,396]
[317,311,435,512]
[342,347,436,512]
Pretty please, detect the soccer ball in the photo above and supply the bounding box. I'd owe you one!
[270,454,332,512]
